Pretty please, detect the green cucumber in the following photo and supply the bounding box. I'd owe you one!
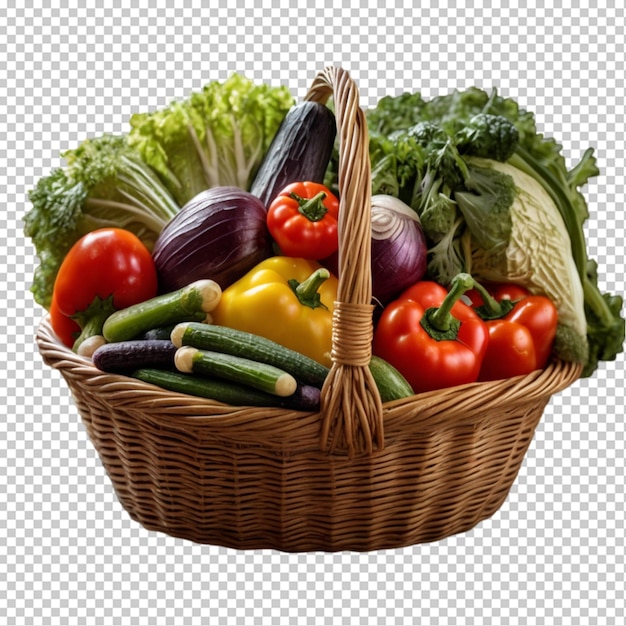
[102,280,221,343]
[368,355,415,402]
[132,368,320,410]
[171,322,329,387]
[175,346,298,397]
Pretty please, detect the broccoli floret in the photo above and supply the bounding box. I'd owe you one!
[405,121,448,147]
[456,113,520,162]
[454,161,517,253]
[416,176,460,242]
[404,122,466,190]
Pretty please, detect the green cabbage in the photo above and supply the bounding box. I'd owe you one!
[468,158,588,362]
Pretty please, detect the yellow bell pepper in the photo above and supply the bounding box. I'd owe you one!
[211,256,338,367]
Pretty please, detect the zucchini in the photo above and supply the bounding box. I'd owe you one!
[102,279,222,343]
[175,346,298,397]
[171,322,329,387]
[249,101,337,208]
[368,355,415,402]
[92,339,177,373]
[132,368,320,410]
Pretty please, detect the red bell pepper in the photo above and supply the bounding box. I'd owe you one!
[466,281,558,381]
[372,273,489,393]
[266,181,339,260]
[51,228,158,351]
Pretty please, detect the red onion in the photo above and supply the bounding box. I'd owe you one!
[370,194,428,304]
[152,186,273,293]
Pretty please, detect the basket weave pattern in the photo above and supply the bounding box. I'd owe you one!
[36,67,582,552]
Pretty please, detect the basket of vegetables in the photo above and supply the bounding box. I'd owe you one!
[30,67,623,552]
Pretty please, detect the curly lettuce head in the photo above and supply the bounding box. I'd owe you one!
[128,74,295,206]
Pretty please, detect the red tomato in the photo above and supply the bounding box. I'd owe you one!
[49,293,81,348]
[51,228,158,348]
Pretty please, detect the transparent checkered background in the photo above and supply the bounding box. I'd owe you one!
[2,2,625,625]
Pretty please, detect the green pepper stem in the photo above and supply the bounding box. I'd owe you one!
[470,279,504,317]
[428,272,475,332]
[470,279,516,320]
[288,268,330,310]
[289,191,328,222]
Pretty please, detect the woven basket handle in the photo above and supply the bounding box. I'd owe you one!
[304,67,384,457]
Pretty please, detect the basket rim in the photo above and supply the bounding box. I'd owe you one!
[35,314,582,447]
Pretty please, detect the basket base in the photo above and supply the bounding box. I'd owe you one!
[94,407,543,552]
[36,316,582,552]
[122,497,510,552]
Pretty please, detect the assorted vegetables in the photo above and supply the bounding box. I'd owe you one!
[351,87,624,377]
[25,74,624,410]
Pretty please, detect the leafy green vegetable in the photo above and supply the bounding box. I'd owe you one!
[455,162,516,253]
[367,131,425,203]
[127,73,295,206]
[358,86,624,377]
[456,113,520,162]
[24,134,180,309]
[419,178,460,243]
[468,158,588,364]
[24,74,294,311]
[584,259,626,374]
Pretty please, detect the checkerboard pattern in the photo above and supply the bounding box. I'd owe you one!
[2,2,625,624]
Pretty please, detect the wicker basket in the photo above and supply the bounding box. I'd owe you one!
[36,67,582,552]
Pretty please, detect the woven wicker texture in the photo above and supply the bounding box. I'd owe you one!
[36,67,583,552]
